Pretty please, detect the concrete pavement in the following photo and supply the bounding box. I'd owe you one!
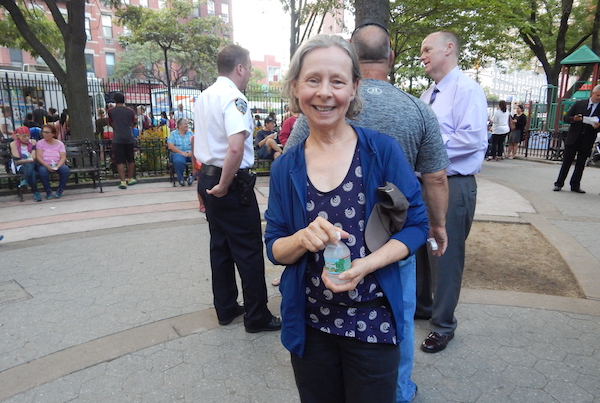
[0,157,599,402]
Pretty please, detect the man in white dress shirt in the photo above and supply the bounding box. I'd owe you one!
[417,31,488,353]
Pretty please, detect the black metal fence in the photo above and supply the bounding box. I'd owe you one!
[0,71,288,130]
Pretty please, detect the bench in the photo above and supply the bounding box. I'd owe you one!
[0,141,24,201]
[252,158,273,176]
[63,141,103,192]
[166,147,193,187]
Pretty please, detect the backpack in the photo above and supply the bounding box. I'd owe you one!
[103,124,114,140]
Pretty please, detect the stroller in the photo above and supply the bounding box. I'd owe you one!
[585,134,600,167]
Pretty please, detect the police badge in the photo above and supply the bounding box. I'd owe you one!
[235,98,248,114]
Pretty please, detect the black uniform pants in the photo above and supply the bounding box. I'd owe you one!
[198,172,272,328]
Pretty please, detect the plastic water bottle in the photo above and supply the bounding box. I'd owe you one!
[51,160,57,169]
[324,232,351,285]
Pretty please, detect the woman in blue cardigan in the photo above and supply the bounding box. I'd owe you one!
[264,34,429,403]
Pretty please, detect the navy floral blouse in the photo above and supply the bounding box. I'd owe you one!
[304,146,397,345]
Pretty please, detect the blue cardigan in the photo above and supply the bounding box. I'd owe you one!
[264,126,429,356]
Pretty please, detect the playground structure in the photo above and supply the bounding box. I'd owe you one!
[525,45,600,160]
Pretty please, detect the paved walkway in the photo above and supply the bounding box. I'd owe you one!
[0,158,599,402]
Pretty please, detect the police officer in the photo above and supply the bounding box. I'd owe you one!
[193,44,281,333]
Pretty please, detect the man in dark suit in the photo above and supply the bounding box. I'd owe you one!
[554,85,600,193]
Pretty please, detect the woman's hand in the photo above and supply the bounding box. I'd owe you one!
[298,216,348,253]
[321,239,409,293]
[321,257,374,293]
[272,216,348,265]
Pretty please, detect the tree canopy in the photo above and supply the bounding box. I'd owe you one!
[0,0,93,139]
[115,0,228,92]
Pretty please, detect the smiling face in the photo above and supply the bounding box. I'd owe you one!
[177,119,189,133]
[292,46,357,132]
[420,32,454,82]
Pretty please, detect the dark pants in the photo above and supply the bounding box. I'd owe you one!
[291,326,400,403]
[490,133,508,157]
[198,172,272,328]
[415,244,433,318]
[416,175,477,335]
[554,134,596,190]
[37,164,70,195]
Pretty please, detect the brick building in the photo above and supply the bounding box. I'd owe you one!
[0,0,233,79]
[251,54,281,86]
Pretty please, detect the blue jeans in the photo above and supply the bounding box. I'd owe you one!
[18,162,38,192]
[172,153,191,181]
[396,255,417,403]
[37,164,70,194]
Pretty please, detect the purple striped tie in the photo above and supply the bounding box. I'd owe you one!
[429,87,439,105]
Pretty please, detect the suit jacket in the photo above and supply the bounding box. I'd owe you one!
[563,99,600,146]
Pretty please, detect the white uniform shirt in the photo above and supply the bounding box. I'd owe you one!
[193,76,254,169]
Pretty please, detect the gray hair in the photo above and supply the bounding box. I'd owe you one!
[282,34,363,119]
[177,118,189,128]
[592,84,600,93]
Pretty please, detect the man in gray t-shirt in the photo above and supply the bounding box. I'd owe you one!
[283,23,450,403]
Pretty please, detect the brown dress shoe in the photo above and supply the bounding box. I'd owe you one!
[421,332,454,353]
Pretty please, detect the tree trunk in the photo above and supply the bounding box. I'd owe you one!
[0,0,93,140]
[354,0,390,27]
[164,47,173,113]
[63,0,93,140]
[290,0,298,57]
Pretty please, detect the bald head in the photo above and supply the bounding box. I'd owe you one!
[351,24,391,63]
[420,30,460,83]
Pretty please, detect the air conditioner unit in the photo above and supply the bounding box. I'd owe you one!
[105,38,114,46]
[22,64,51,73]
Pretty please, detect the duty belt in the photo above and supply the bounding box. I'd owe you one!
[200,164,250,177]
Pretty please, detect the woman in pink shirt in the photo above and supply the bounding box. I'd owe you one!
[36,124,70,199]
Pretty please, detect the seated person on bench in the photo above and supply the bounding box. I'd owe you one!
[10,126,42,202]
[254,116,282,160]
[36,124,70,199]
[167,118,194,186]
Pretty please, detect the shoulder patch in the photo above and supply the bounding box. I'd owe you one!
[235,98,248,114]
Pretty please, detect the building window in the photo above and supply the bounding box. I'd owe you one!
[221,3,229,23]
[102,15,113,38]
[268,66,280,83]
[85,18,92,41]
[207,1,215,16]
[9,48,23,67]
[139,0,148,7]
[158,0,166,8]
[85,54,95,74]
[106,53,116,77]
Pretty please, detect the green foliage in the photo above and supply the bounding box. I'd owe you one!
[277,0,351,55]
[387,0,520,85]
[0,3,63,58]
[114,0,229,85]
[248,67,266,88]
